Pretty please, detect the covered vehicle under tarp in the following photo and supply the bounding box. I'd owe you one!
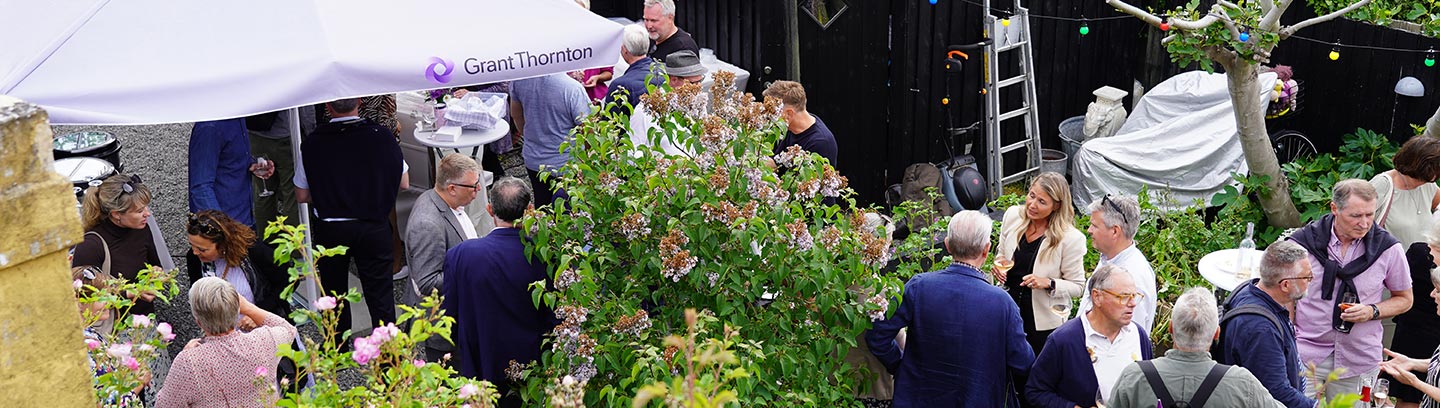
[1072,70,1278,210]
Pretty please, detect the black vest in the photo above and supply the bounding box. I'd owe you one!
[301,118,403,221]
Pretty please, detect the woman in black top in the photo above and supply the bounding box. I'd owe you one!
[71,174,162,315]
[1386,225,1440,407]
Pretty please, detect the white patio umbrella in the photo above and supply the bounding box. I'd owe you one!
[1,0,622,125]
[2,0,622,306]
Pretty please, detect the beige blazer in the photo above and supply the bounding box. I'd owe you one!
[995,206,1088,331]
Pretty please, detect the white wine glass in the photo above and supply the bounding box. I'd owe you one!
[255,156,274,197]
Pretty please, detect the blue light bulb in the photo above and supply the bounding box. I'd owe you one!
[929,0,937,4]
[1239,32,1250,42]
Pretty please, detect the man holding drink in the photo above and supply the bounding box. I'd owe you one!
[1287,179,1413,401]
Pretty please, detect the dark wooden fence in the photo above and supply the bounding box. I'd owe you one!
[591,0,1440,205]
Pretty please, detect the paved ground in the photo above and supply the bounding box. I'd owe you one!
[53,118,528,393]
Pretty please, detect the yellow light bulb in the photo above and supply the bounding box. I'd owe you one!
[1329,49,1340,60]
[1002,18,1011,27]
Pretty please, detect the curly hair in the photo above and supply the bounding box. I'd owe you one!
[187,210,256,267]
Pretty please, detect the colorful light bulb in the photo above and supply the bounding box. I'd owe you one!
[1002,18,1011,27]
[1426,48,1436,67]
[929,0,937,4]
[1238,32,1250,42]
[1328,47,1340,61]
[1159,22,1171,31]
[1080,22,1090,36]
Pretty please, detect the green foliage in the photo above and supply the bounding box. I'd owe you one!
[77,265,181,406]
[517,73,937,406]
[1158,0,1284,71]
[1312,0,1440,37]
[1281,128,1399,223]
[631,309,753,408]
[261,220,499,407]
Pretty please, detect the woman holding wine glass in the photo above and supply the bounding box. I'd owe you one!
[994,172,1089,353]
[1380,222,1440,408]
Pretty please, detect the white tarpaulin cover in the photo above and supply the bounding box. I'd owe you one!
[0,0,622,125]
[1072,71,1279,210]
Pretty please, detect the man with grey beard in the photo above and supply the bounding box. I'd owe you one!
[1216,240,1317,408]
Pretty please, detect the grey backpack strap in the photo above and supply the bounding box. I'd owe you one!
[1188,364,1231,407]
[1138,360,1177,408]
[85,231,112,276]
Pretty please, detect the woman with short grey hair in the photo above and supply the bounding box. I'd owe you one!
[155,277,296,408]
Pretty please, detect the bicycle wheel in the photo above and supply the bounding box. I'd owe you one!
[1270,130,1315,164]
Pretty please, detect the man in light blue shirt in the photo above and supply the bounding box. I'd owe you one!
[509,72,590,207]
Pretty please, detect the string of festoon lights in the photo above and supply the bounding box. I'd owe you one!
[923,0,1437,66]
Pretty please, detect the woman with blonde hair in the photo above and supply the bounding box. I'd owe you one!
[993,172,1087,353]
[72,174,162,315]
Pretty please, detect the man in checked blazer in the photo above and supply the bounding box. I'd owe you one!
[405,153,494,361]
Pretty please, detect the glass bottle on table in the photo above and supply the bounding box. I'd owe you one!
[1235,222,1256,281]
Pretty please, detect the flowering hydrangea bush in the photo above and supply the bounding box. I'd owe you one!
[258,220,498,407]
[76,265,180,407]
[516,72,940,406]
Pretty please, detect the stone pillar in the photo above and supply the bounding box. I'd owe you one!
[0,96,92,406]
[1083,86,1130,140]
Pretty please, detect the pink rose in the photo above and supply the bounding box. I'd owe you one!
[352,337,381,365]
[413,359,426,368]
[370,323,400,343]
[459,383,480,399]
[73,279,84,290]
[255,366,268,377]
[130,314,151,328]
[122,356,140,371]
[107,343,132,359]
[156,322,175,341]
[314,296,337,311]
[84,339,102,350]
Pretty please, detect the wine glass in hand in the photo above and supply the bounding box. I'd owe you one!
[254,156,274,197]
[991,255,1014,286]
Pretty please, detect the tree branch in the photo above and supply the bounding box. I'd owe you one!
[1280,0,1374,38]
[1259,0,1293,31]
[1257,0,1274,16]
[1106,0,1164,26]
[1203,45,1239,69]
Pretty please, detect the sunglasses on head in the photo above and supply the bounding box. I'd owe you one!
[80,266,99,281]
[1101,194,1130,226]
[120,174,143,194]
[187,213,220,236]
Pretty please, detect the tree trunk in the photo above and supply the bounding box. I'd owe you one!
[1424,104,1440,139]
[1226,63,1303,227]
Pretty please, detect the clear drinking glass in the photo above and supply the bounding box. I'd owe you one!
[991,255,1013,286]
[1373,378,1390,406]
[255,156,274,197]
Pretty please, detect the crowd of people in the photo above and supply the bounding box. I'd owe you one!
[62,0,1440,406]
[866,135,1440,407]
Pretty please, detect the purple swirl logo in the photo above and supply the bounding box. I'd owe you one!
[425,57,454,84]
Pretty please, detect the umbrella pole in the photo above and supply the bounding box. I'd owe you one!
[289,107,318,310]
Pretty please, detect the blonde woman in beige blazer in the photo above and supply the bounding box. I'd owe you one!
[993,172,1088,353]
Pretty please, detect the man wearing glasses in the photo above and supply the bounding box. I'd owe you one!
[1027,264,1155,407]
[1287,179,1413,401]
[1080,194,1158,332]
[1216,241,1317,408]
[403,153,492,362]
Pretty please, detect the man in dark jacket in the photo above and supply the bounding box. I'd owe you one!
[443,178,556,408]
[604,23,665,116]
[867,211,1035,407]
[1026,264,1154,407]
[1217,240,1318,408]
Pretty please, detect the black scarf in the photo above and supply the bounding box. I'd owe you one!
[1287,213,1399,331]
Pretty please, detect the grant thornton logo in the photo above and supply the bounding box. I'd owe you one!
[425,57,454,84]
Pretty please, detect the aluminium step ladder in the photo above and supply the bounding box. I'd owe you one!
[980,0,1043,199]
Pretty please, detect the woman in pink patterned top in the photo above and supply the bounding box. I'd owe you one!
[156,277,296,408]
[570,0,613,102]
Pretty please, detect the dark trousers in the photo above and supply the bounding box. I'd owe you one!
[526,168,567,207]
[313,218,395,339]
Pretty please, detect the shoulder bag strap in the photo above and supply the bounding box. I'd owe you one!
[1188,364,1231,407]
[1138,360,1177,408]
[85,231,111,276]
[1377,173,1398,228]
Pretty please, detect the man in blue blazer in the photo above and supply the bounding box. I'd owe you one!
[866,211,1036,407]
[1026,264,1154,408]
[442,177,555,407]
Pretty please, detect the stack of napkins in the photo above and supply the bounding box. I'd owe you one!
[433,125,463,142]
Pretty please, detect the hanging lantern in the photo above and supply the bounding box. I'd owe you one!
[1328,47,1340,61]
[1426,48,1436,67]
[1159,21,1171,31]
[1238,31,1250,42]
[1079,21,1090,36]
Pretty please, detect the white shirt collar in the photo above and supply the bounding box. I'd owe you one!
[330,115,361,122]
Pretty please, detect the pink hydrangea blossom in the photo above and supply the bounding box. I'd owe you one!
[314,296,337,311]
[122,356,140,371]
[458,383,480,399]
[156,322,175,341]
[130,314,152,328]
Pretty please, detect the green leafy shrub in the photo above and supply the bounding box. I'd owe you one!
[1281,128,1398,223]
[517,72,940,406]
[78,265,181,407]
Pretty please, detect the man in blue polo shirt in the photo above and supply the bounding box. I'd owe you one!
[1217,241,1317,408]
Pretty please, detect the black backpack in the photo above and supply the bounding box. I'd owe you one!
[1137,361,1231,407]
[1212,280,1285,365]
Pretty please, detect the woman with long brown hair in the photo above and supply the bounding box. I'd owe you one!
[185,210,288,318]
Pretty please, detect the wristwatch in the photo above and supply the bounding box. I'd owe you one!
[1369,304,1381,321]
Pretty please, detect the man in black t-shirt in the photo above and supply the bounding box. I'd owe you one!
[763,80,838,167]
[643,0,700,63]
